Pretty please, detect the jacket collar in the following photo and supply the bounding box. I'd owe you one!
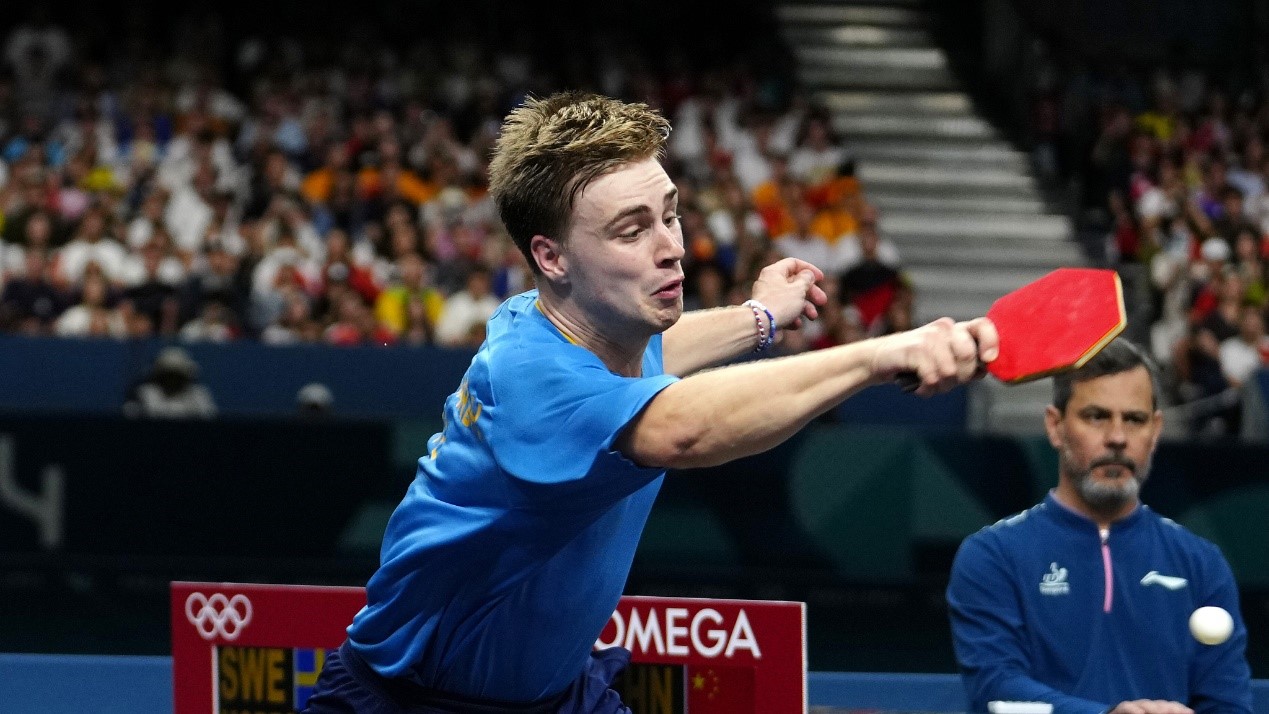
[1041,489,1147,533]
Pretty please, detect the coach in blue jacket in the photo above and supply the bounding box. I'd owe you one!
[946,339,1252,714]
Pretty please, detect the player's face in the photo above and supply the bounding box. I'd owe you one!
[561,157,685,338]
[1045,367,1163,514]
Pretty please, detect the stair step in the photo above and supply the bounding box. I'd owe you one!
[776,4,931,27]
[909,294,995,323]
[967,379,1053,435]
[815,90,973,116]
[799,65,958,91]
[836,113,997,140]
[782,25,933,48]
[973,408,1047,436]
[882,212,1070,241]
[861,180,1043,203]
[860,163,1034,191]
[809,0,929,5]
[794,46,949,71]
[776,0,1072,432]
[888,229,1079,256]
[905,265,1057,297]
[868,192,1048,215]
[847,139,1029,171]
[893,243,1084,270]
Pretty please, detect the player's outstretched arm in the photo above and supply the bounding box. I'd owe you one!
[662,258,826,377]
[619,316,998,469]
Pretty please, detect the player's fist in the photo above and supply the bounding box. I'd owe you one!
[750,257,827,330]
[870,317,991,395]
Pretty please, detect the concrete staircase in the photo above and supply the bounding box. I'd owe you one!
[777,0,1084,434]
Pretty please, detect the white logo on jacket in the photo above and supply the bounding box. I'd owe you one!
[1140,571,1188,590]
[1039,562,1070,595]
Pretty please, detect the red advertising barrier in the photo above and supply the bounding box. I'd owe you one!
[598,595,806,712]
[171,582,806,713]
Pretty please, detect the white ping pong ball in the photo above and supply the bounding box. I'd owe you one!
[1189,606,1233,645]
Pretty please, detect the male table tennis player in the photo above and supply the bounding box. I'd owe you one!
[946,339,1252,714]
[303,91,997,713]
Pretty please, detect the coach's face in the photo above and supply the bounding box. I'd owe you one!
[1045,366,1163,515]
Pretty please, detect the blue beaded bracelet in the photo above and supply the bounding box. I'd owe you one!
[743,299,777,351]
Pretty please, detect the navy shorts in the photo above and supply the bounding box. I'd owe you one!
[300,641,634,714]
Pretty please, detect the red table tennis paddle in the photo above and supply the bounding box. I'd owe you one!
[898,267,1126,390]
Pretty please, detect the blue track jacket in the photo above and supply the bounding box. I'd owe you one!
[947,492,1252,714]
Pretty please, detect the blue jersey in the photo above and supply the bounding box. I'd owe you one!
[947,492,1252,714]
[347,291,679,701]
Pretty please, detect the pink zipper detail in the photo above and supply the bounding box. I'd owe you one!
[1100,529,1113,613]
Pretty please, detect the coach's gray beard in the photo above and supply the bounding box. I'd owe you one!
[1064,451,1149,514]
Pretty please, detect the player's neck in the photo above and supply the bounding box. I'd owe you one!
[1052,482,1138,530]
[535,291,648,377]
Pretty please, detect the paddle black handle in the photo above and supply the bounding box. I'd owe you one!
[894,336,985,393]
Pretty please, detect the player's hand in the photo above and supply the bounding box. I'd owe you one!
[1107,700,1194,714]
[869,317,991,396]
[750,258,827,331]
[963,316,999,365]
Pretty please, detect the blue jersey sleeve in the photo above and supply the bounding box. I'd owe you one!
[482,335,678,509]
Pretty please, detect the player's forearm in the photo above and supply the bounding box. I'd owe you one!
[661,306,763,376]
[621,338,884,468]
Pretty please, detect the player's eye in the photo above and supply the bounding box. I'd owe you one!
[664,213,681,227]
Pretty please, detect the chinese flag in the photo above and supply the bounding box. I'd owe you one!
[685,665,754,712]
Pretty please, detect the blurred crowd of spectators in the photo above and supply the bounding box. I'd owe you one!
[1055,63,1269,434]
[0,10,912,359]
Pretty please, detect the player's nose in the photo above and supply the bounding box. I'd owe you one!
[656,224,684,265]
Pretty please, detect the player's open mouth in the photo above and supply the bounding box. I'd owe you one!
[653,279,683,299]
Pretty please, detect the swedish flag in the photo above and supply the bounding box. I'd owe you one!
[292,647,331,710]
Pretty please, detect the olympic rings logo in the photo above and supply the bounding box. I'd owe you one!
[185,592,253,641]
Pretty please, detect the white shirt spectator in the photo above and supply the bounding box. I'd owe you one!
[835,234,902,271]
[251,246,320,296]
[707,207,766,249]
[57,237,129,284]
[1136,185,1179,222]
[126,216,159,250]
[729,136,773,194]
[174,84,247,126]
[789,145,846,186]
[1219,304,1269,387]
[1149,231,1195,365]
[118,252,187,287]
[435,290,499,347]
[1219,334,1268,386]
[157,135,237,192]
[53,304,125,337]
[1227,168,1264,217]
[773,232,838,273]
[165,183,214,253]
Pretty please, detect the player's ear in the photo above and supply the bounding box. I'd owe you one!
[531,235,568,284]
[1043,404,1064,448]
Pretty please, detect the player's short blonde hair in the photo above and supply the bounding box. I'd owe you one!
[487,91,670,273]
